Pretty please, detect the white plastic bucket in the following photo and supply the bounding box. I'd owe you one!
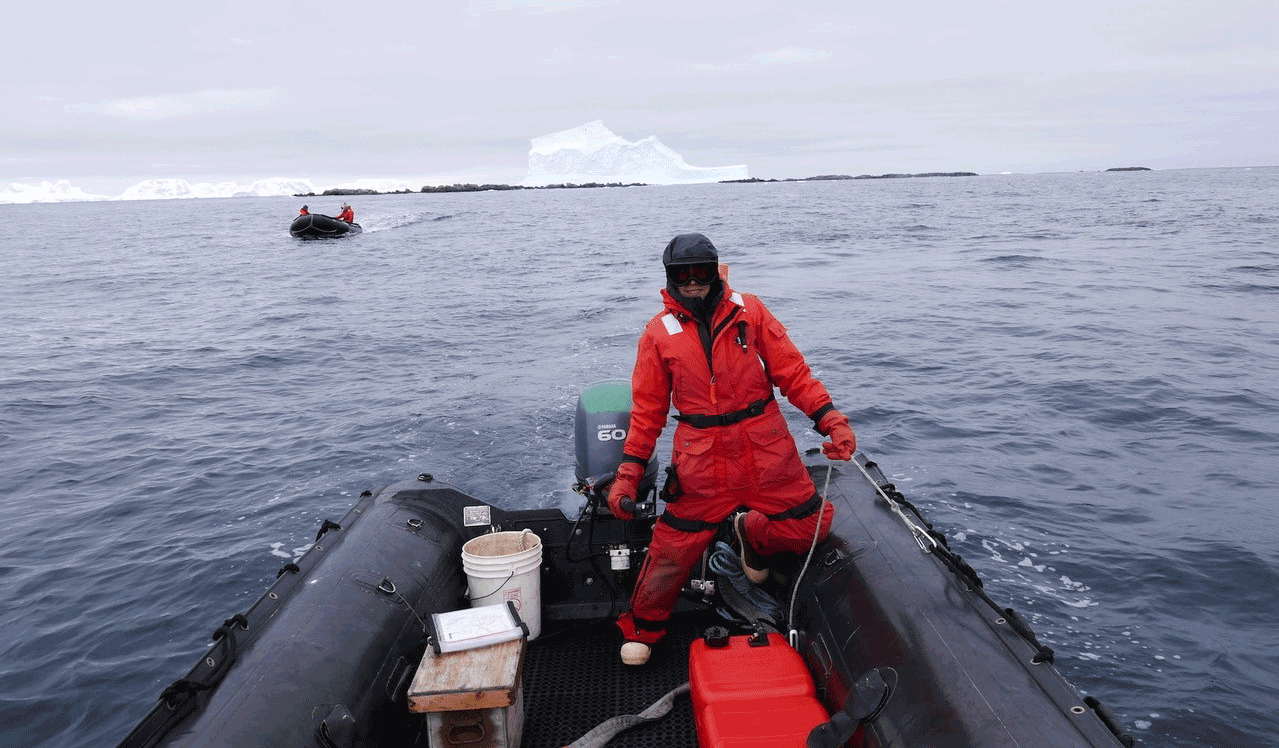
[461,529,543,640]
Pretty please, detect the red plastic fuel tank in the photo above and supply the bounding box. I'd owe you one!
[689,630,829,748]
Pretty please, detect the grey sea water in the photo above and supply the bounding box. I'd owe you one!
[2,167,1277,747]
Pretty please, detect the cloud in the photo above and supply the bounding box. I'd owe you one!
[65,88,282,119]
[467,0,590,14]
[694,46,834,71]
[752,47,833,66]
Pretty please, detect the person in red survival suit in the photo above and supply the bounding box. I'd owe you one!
[298,205,310,215]
[607,233,858,666]
[335,203,354,222]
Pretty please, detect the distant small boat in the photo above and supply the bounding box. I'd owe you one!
[289,213,362,239]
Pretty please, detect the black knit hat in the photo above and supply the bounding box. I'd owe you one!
[662,233,719,267]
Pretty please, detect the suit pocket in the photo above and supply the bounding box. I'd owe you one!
[671,431,716,496]
[744,418,803,487]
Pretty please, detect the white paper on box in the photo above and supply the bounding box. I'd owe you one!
[431,602,527,653]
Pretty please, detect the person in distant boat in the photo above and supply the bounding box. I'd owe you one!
[298,205,310,215]
[335,203,355,223]
[607,232,857,666]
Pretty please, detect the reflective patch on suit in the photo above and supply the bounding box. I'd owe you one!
[662,314,683,335]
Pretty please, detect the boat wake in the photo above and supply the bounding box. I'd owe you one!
[359,210,458,233]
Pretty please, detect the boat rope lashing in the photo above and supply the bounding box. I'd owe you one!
[117,489,382,748]
[1085,696,1136,747]
[852,459,939,553]
[212,614,249,641]
[1001,608,1055,664]
[315,518,342,542]
[159,677,210,707]
[154,619,244,719]
[118,675,208,748]
[561,682,690,748]
[203,617,243,680]
[123,609,259,745]
[788,463,833,646]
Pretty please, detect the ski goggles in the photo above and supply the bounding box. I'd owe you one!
[667,263,718,286]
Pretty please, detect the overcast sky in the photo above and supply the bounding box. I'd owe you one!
[5,0,1277,192]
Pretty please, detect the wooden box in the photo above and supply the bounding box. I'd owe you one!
[408,638,526,748]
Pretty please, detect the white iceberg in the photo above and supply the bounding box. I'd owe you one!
[117,177,316,200]
[0,177,319,203]
[117,179,205,200]
[522,120,748,186]
[233,178,317,197]
[0,180,110,204]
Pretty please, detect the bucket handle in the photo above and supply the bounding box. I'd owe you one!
[520,528,534,551]
[467,570,516,602]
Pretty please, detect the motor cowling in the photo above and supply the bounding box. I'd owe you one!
[574,381,658,498]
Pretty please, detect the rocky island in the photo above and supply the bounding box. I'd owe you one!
[293,171,981,197]
[724,172,978,183]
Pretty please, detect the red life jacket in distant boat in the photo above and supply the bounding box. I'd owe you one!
[336,208,354,222]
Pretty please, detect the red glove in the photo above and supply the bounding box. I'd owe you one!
[607,461,644,520]
[817,409,857,461]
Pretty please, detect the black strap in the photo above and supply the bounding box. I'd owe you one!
[658,511,721,534]
[809,403,837,432]
[562,683,690,748]
[315,519,342,542]
[766,494,823,522]
[661,494,820,535]
[674,393,775,429]
[633,614,669,632]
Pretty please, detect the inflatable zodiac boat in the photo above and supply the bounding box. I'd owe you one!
[114,381,1134,748]
[289,213,362,239]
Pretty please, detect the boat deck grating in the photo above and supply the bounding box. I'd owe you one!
[521,612,718,748]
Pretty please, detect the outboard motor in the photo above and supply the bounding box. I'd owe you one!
[573,381,658,513]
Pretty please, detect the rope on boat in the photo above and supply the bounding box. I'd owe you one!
[787,463,832,647]
[560,682,690,748]
[851,458,939,553]
[707,541,785,625]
